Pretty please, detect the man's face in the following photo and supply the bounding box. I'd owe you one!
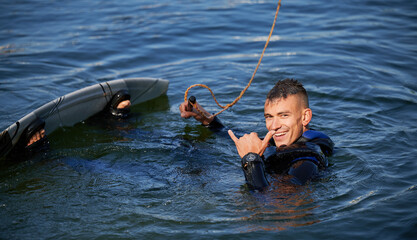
[264,94,311,147]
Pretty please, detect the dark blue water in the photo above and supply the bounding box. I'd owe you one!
[1,0,417,239]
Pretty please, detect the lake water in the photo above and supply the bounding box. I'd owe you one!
[1,0,417,239]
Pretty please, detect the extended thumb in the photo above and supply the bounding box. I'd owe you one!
[258,130,275,156]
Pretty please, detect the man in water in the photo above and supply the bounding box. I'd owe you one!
[179,78,333,189]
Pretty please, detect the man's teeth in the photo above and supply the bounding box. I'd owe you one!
[275,132,285,136]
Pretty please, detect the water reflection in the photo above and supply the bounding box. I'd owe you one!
[240,175,320,232]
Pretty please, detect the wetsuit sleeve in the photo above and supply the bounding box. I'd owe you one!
[205,118,268,189]
[205,116,225,131]
[241,152,269,190]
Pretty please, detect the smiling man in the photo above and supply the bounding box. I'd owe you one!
[179,79,333,189]
[264,88,311,148]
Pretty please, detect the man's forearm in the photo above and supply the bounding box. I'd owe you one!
[241,152,269,190]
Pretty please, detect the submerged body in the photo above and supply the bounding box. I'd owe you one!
[249,129,333,188]
[209,118,333,189]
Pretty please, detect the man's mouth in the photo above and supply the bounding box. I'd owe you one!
[274,132,286,137]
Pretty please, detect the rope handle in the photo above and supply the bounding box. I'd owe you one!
[184,0,282,119]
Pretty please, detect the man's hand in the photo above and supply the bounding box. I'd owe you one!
[179,100,213,126]
[228,130,276,158]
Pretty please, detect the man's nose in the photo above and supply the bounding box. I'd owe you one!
[271,118,281,130]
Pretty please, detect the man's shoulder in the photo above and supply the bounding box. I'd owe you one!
[300,129,334,157]
[302,130,331,140]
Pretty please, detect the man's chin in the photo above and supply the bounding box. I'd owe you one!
[273,139,288,148]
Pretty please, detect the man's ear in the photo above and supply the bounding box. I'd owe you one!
[302,108,312,127]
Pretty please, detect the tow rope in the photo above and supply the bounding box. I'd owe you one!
[184,0,282,119]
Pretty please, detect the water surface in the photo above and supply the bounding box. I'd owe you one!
[1,0,417,239]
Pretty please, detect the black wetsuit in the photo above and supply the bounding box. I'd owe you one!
[207,116,334,189]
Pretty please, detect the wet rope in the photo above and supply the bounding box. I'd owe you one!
[184,0,282,119]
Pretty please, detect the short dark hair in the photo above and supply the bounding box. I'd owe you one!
[266,78,309,107]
